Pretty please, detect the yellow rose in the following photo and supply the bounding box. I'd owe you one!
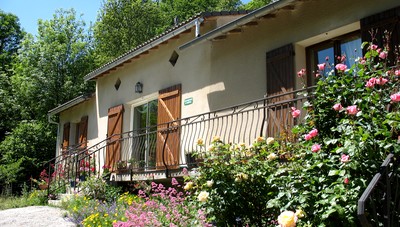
[197,138,204,146]
[212,136,220,142]
[278,211,297,227]
[197,191,209,202]
[266,137,275,145]
[256,136,265,143]
[267,153,277,161]
[234,173,249,182]
[184,182,194,190]
[206,180,214,187]
[295,208,305,218]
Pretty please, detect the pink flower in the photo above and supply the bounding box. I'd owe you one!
[376,77,388,85]
[340,55,346,63]
[311,144,321,153]
[346,105,358,115]
[377,48,382,53]
[370,44,378,50]
[317,63,325,71]
[395,70,400,76]
[390,93,400,102]
[359,58,366,65]
[341,154,350,163]
[315,73,321,78]
[171,178,179,186]
[365,81,374,88]
[379,51,388,59]
[333,103,343,111]
[368,77,376,85]
[335,63,347,72]
[309,129,318,137]
[291,107,301,118]
[344,178,349,184]
[325,56,329,61]
[304,134,312,141]
[297,69,306,78]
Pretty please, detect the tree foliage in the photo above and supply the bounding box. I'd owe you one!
[12,9,95,121]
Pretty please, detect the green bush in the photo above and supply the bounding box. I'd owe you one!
[188,41,400,226]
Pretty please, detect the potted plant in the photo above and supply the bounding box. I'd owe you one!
[31,169,49,190]
[128,158,145,170]
[116,160,127,170]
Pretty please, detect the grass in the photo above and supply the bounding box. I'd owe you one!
[0,187,48,210]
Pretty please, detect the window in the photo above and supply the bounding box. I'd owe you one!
[132,100,158,169]
[306,32,362,85]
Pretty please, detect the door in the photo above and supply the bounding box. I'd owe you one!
[156,84,181,169]
[266,44,295,137]
[106,104,124,170]
[62,122,70,155]
[78,116,88,150]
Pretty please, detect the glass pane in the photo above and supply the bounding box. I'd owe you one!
[340,37,362,68]
[148,100,158,126]
[317,47,334,69]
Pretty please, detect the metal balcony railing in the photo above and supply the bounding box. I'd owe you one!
[43,87,315,195]
[358,153,400,227]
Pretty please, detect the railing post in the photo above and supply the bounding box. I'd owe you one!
[162,122,170,178]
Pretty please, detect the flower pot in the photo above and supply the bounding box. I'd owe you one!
[70,180,77,187]
[79,175,86,181]
[38,184,48,190]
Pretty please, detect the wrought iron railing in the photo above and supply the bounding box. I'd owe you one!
[358,153,400,226]
[44,86,315,196]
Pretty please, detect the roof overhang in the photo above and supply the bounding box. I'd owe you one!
[48,93,94,116]
[84,17,204,81]
[179,0,296,50]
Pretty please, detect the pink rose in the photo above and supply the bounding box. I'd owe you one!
[344,178,349,184]
[291,107,301,118]
[390,93,400,102]
[311,144,321,153]
[333,103,343,111]
[370,44,378,50]
[365,81,374,88]
[297,69,306,77]
[379,51,388,59]
[325,56,329,61]
[376,77,388,85]
[341,154,350,163]
[359,58,366,65]
[335,63,347,72]
[395,70,400,76]
[304,134,312,141]
[315,73,321,78]
[309,129,318,138]
[377,48,382,53]
[346,105,358,115]
[317,63,325,71]
[368,77,376,85]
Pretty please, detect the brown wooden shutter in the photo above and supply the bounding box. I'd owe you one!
[106,104,124,170]
[78,116,88,149]
[266,44,295,137]
[156,84,181,169]
[62,122,70,153]
[361,6,400,64]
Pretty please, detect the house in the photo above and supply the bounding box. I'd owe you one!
[48,0,400,184]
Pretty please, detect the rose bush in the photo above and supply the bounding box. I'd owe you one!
[187,40,400,226]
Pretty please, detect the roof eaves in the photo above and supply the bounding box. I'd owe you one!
[84,14,204,81]
[48,93,94,116]
[179,0,296,50]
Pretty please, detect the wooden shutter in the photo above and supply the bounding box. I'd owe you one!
[156,84,181,169]
[106,104,124,170]
[266,44,295,137]
[361,6,400,64]
[62,122,70,153]
[78,116,88,149]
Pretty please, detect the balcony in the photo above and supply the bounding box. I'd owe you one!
[45,87,314,194]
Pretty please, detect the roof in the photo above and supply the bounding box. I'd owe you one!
[179,0,296,50]
[84,11,251,81]
[48,93,95,116]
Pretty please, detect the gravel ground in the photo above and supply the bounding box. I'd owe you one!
[0,206,75,227]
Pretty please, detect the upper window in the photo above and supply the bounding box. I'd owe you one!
[306,32,362,85]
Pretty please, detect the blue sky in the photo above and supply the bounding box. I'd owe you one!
[1,0,251,36]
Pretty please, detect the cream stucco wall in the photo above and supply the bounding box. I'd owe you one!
[57,0,399,156]
[57,96,97,156]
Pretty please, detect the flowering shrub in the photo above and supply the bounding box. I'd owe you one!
[114,179,210,227]
[188,40,400,226]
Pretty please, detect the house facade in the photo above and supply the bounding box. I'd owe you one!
[48,0,400,182]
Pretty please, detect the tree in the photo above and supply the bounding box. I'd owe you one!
[94,0,169,65]
[12,8,95,121]
[243,0,272,10]
[0,11,25,141]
